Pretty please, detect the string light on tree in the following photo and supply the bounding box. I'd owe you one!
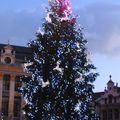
[21,0,99,119]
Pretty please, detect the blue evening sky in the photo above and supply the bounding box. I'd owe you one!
[0,0,120,92]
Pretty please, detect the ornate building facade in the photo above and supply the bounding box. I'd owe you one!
[94,76,120,120]
[0,43,31,120]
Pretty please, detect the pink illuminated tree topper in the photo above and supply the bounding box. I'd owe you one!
[56,0,72,16]
[49,0,72,17]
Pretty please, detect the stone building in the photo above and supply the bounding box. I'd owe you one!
[0,43,31,120]
[94,75,120,120]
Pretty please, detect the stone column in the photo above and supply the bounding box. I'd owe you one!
[0,73,3,116]
[20,96,25,120]
[8,75,15,119]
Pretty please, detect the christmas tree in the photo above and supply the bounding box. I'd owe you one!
[21,0,99,119]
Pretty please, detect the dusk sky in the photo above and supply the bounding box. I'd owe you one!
[0,0,120,92]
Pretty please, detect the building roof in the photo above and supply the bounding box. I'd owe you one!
[107,75,114,85]
[0,43,32,62]
[94,92,104,100]
[94,87,120,100]
[107,80,114,84]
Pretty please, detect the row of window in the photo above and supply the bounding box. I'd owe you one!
[104,95,117,104]
[103,109,119,120]
[2,74,22,92]
[1,75,22,118]
[2,96,21,117]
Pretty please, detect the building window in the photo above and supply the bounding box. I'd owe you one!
[114,97,116,103]
[104,98,107,104]
[102,110,107,120]
[2,97,9,116]
[14,97,21,117]
[4,57,11,64]
[114,109,119,119]
[108,109,113,120]
[3,74,10,91]
[108,95,112,104]
[15,76,21,91]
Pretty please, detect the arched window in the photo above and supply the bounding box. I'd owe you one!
[3,74,10,91]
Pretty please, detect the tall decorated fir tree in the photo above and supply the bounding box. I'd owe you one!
[21,0,99,119]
